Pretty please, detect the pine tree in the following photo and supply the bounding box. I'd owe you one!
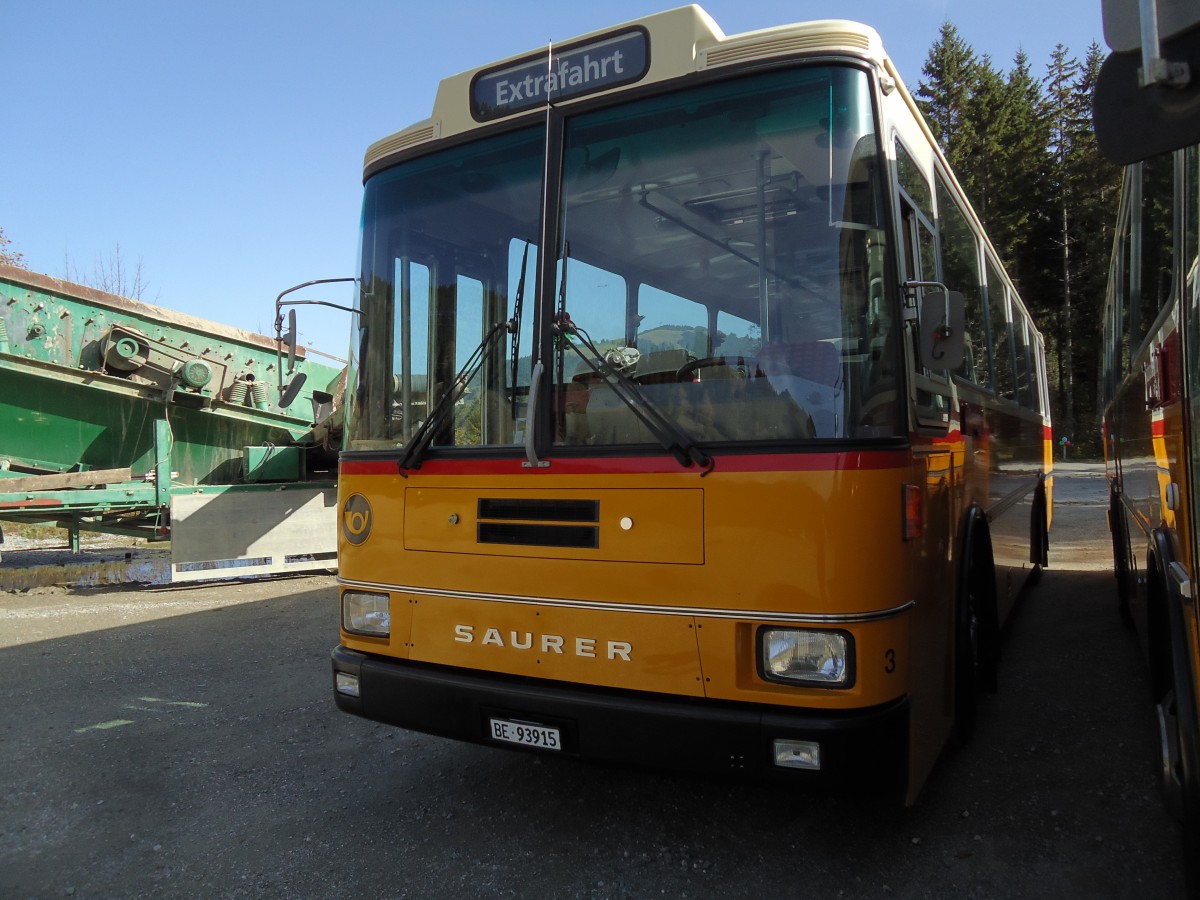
[916,23,979,165]
[959,55,1009,224]
[1043,44,1085,432]
[1065,43,1122,452]
[1000,51,1053,292]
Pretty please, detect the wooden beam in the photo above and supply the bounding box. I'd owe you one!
[0,467,133,493]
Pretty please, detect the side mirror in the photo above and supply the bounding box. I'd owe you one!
[284,309,298,374]
[279,372,307,409]
[918,290,966,372]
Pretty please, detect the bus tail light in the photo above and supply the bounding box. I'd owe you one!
[903,483,922,540]
[342,590,391,637]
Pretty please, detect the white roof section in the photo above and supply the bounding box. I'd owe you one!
[364,5,887,174]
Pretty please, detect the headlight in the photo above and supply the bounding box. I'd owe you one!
[342,591,390,636]
[760,628,853,687]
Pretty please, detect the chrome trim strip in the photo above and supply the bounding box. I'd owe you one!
[338,578,915,624]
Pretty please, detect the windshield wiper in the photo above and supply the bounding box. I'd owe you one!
[398,317,513,473]
[510,241,530,421]
[553,312,713,473]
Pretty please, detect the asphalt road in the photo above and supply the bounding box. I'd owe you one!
[0,463,1189,898]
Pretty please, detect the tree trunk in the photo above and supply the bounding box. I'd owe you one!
[1060,199,1074,433]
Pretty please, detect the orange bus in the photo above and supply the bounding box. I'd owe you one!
[330,6,1052,803]
[1095,0,1200,868]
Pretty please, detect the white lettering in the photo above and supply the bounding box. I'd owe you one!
[455,625,630,661]
[607,641,632,662]
[495,79,522,106]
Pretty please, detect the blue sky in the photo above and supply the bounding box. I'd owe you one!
[3,1,1105,358]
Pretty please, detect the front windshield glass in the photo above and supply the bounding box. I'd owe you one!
[348,64,901,454]
[553,65,898,444]
[349,127,542,451]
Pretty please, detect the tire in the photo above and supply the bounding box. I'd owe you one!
[952,574,982,745]
[1030,478,1049,571]
[1158,667,1200,894]
[1110,489,1135,630]
[953,530,998,745]
[1150,548,1200,890]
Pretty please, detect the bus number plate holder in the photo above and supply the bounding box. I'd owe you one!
[488,717,561,751]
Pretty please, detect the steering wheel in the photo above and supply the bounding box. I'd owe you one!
[676,355,762,381]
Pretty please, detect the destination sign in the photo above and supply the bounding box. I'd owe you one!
[471,28,649,121]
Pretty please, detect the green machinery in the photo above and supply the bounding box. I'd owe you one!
[0,265,345,581]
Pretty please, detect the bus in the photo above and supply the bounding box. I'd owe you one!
[329,5,1052,804]
[1095,0,1200,867]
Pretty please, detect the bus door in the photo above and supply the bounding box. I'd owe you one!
[894,139,958,758]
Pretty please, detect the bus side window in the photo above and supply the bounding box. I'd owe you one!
[1012,315,1032,408]
[1134,153,1178,346]
[984,258,1015,400]
[895,141,948,428]
[935,176,988,388]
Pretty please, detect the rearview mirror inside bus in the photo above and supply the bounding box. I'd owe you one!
[918,290,966,372]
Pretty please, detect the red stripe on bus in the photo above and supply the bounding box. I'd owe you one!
[340,449,913,477]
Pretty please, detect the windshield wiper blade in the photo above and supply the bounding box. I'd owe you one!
[510,241,530,421]
[398,317,513,473]
[554,313,713,472]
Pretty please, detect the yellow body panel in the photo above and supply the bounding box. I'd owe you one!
[411,598,705,695]
[340,463,918,709]
[341,466,913,618]
[404,486,704,563]
[694,613,910,708]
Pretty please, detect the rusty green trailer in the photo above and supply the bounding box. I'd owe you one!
[0,265,345,581]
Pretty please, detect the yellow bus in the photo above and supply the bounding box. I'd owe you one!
[1095,0,1200,869]
[330,5,1052,803]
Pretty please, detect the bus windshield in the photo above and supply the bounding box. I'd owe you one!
[351,65,900,452]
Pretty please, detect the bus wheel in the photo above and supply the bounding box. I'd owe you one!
[1110,490,1134,630]
[1159,674,1200,893]
[953,563,991,743]
[1027,479,1049,583]
[952,580,981,745]
[1157,686,1185,821]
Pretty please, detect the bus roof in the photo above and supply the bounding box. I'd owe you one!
[364,5,886,176]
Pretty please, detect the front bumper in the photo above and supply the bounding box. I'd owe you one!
[332,645,909,795]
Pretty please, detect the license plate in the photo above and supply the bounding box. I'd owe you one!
[488,717,561,751]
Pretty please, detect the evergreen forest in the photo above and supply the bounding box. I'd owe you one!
[916,24,1120,456]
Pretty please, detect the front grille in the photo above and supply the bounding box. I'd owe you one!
[477,522,599,548]
[476,497,601,548]
[478,498,599,522]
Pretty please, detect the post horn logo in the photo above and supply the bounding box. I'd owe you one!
[342,494,373,545]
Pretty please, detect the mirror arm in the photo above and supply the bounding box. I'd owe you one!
[272,277,361,405]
